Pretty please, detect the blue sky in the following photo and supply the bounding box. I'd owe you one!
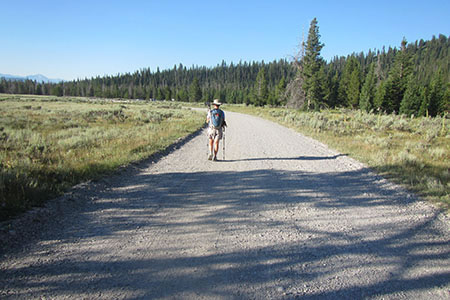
[2,0,449,81]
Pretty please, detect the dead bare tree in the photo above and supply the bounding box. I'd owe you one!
[285,31,306,109]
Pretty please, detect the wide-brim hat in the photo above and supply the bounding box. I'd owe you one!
[212,99,222,106]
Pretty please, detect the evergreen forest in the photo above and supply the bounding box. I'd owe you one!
[1,20,448,117]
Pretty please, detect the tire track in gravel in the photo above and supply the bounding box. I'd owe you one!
[1,110,449,299]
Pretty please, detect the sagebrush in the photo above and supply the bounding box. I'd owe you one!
[0,95,204,220]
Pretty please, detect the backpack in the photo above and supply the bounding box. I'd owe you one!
[210,108,224,129]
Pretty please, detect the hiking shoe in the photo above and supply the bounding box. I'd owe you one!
[213,156,217,161]
[208,154,213,160]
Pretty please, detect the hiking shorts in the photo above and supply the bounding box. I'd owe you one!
[207,126,223,140]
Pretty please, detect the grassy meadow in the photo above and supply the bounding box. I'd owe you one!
[0,94,204,221]
[227,105,449,211]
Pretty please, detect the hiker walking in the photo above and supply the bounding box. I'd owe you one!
[206,99,226,161]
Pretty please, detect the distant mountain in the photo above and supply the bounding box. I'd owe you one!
[0,73,23,81]
[0,73,63,83]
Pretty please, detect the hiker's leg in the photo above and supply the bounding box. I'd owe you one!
[213,128,222,158]
[207,138,214,160]
[209,138,214,154]
[214,138,220,156]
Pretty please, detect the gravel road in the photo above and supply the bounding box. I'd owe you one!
[1,110,449,299]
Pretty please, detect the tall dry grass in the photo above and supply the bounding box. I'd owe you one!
[0,94,204,220]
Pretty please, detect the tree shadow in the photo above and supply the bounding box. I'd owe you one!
[1,167,448,299]
[221,154,348,162]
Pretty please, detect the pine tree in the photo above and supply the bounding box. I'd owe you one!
[427,70,445,116]
[275,76,287,106]
[252,68,268,106]
[189,77,202,102]
[383,38,413,113]
[244,87,252,106]
[347,68,361,108]
[229,90,238,104]
[374,81,387,111]
[360,63,376,111]
[324,70,339,108]
[51,85,63,97]
[164,86,172,100]
[302,18,325,110]
[400,76,423,116]
[146,86,153,99]
[418,88,430,117]
[338,57,360,107]
[88,85,94,97]
[176,88,188,101]
[156,87,164,100]
[441,83,450,115]
[36,83,43,95]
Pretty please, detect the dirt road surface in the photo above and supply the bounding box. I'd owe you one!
[1,110,449,299]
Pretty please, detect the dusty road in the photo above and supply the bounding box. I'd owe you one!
[1,110,449,299]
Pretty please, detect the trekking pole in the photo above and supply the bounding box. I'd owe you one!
[205,101,211,159]
[223,128,225,160]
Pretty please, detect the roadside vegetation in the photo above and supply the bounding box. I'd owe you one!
[227,105,449,211]
[0,94,204,221]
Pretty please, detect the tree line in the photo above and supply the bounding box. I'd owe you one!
[0,60,295,106]
[0,20,448,117]
[288,18,448,117]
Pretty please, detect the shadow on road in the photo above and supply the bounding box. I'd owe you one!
[1,167,448,299]
[218,154,348,162]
